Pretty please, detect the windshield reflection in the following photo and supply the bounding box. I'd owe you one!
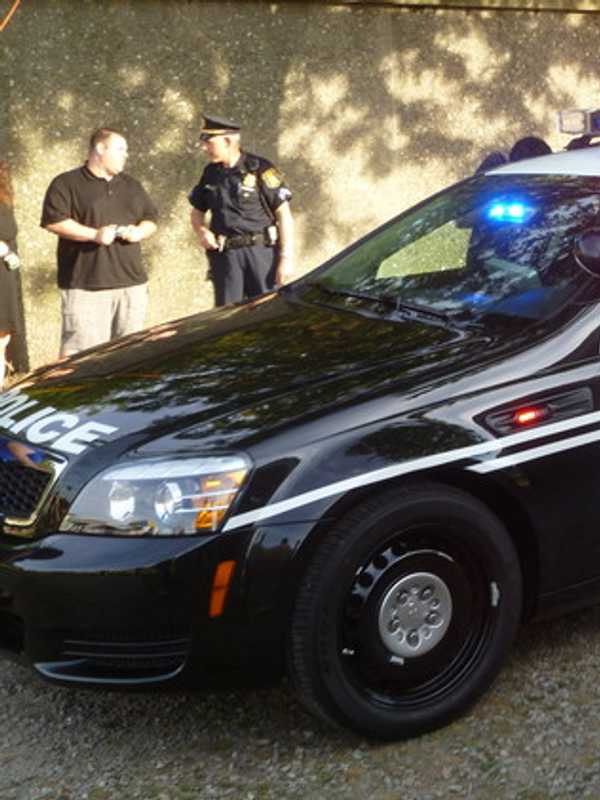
[309,175,600,324]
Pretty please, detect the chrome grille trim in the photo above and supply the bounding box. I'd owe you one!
[0,448,68,534]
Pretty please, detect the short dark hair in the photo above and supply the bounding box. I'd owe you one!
[475,151,507,174]
[89,127,125,151]
[509,136,551,162]
[566,135,592,151]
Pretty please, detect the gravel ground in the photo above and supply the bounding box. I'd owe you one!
[2,606,600,800]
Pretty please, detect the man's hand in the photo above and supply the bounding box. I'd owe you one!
[197,228,219,251]
[118,225,143,243]
[115,221,157,243]
[275,254,294,286]
[274,202,294,286]
[95,225,117,246]
[190,209,218,250]
[0,241,9,258]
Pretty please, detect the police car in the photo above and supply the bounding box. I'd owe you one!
[4,144,600,742]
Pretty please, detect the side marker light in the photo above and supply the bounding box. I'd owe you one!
[209,560,236,618]
[514,406,547,426]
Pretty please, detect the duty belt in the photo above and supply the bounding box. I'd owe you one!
[217,228,277,251]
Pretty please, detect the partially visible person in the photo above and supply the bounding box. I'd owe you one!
[566,135,593,151]
[475,150,508,174]
[0,437,45,469]
[189,115,294,307]
[41,128,158,357]
[0,159,28,389]
[509,136,552,162]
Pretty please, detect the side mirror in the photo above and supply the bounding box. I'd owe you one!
[574,228,600,278]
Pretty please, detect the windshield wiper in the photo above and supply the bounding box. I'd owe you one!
[395,301,453,323]
[305,281,482,330]
[304,281,399,308]
[395,301,483,330]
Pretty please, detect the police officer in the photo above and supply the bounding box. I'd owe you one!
[188,115,294,306]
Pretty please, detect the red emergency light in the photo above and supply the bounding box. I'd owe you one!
[514,406,548,426]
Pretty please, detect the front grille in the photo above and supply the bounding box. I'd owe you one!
[0,460,53,518]
[0,446,66,531]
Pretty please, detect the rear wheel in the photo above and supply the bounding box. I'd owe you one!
[288,483,522,740]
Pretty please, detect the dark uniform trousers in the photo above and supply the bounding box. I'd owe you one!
[208,244,277,306]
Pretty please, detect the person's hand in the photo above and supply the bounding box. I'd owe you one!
[197,228,219,250]
[0,241,9,258]
[119,225,144,243]
[95,225,117,246]
[275,254,294,286]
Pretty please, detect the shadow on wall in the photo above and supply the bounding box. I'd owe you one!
[1,0,599,366]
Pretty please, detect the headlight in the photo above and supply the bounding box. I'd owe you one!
[59,455,251,536]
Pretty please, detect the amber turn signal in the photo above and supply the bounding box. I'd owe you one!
[209,560,236,618]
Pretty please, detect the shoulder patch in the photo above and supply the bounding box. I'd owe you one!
[261,167,283,189]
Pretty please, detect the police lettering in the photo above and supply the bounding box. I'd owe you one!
[0,390,118,455]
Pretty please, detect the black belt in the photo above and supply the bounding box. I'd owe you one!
[218,230,273,251]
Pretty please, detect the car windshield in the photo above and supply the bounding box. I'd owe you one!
[306,175,600,324]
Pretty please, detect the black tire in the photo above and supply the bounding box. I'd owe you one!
[288,483,523,740]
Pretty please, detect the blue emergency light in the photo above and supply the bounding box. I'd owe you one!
[486,200,534,223]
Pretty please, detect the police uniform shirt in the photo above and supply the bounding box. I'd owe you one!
[41,165,159,290]
[188,152,292,236]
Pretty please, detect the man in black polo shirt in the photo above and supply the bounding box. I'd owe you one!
[41,127,158,356]
[188,115,294,306]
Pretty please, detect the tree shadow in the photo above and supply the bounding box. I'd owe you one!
[1,1,596,364]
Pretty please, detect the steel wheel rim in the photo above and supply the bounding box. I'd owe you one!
[338,526,492,710]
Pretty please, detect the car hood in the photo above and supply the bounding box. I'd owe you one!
[0,292,501,460]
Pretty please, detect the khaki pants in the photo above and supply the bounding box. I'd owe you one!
[60,284,148,357]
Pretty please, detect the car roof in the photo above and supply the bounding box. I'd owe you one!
[486,146,600,177]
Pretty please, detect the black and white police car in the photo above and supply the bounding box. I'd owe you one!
[3,143,600,741]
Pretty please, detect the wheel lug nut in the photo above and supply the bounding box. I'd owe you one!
[388,619,400,632]
[420,586,433,600]
[426,612,440,625]
[396,591,409,605]
[407,629,419,647]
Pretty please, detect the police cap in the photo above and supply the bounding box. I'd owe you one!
[199,115,241,141]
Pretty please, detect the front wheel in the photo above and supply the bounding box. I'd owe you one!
[288,483,522,740]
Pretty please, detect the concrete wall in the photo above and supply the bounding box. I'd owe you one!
[355,1,600,9]
[2,0,600,369]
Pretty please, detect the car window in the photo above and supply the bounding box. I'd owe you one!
[378,220,469,277]
[312,175,600,323]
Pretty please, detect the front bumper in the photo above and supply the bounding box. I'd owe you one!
[0,519,314,689]
[0,530,249,686]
